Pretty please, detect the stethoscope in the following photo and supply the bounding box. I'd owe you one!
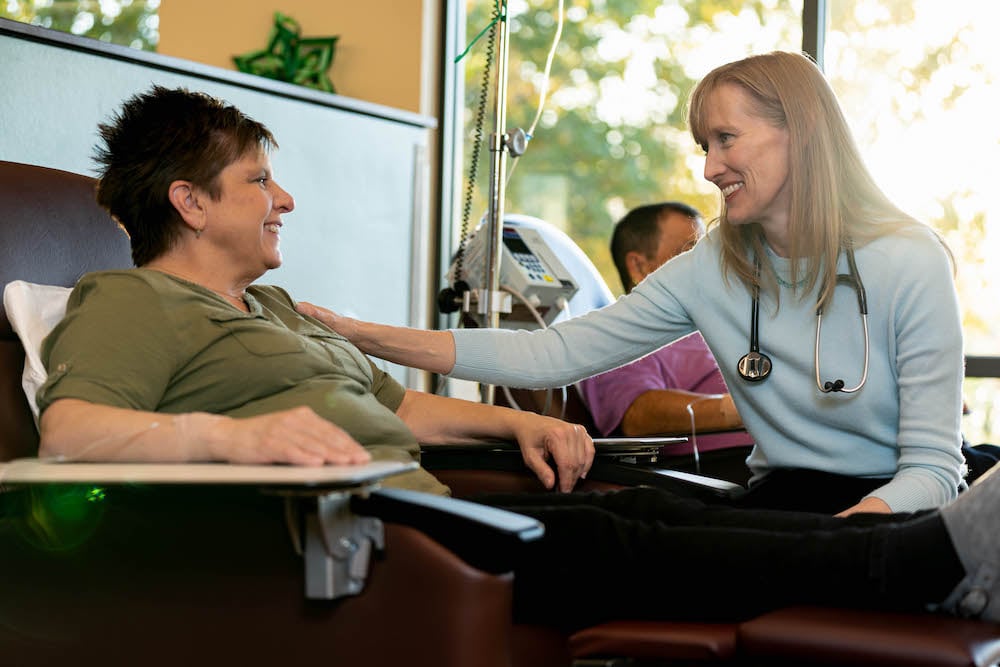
[737,245,870,393]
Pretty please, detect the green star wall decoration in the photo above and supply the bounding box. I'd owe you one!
[233,12,339,93]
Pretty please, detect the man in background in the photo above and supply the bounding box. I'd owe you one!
[577,202,754,484]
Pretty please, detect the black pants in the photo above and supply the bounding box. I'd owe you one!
[478,486,964,630]
[725,468,892,513]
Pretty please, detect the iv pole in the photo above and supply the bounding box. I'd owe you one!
[478,0,512,405]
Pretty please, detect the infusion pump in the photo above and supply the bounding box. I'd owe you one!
[450,222,579,328]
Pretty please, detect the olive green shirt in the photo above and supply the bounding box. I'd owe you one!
[38,269,448,494]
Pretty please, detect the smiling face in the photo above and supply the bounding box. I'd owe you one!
[700,83,793,250]
[200,148,295,280]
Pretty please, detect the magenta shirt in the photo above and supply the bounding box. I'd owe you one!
[577,332,754,455]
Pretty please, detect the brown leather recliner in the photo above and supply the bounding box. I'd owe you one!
[0,160,570,667]
[3,160,999,667]
[431,448,1000,666]
[427,317,1000,662]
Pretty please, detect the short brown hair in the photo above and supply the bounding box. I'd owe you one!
[93,86,277,266]
[611,202,702,292]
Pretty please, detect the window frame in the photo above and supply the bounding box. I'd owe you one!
[437,0,999,399]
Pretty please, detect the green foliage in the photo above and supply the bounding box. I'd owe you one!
[459,0,997,441]
[0,1,159,51]
[460,0,799,289]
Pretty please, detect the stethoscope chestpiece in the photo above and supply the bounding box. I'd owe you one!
[738,351,772,382]
[739,257,772,383]
[737,244,869,394]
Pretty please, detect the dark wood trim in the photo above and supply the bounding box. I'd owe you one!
[802,0,826,68]
[966,356,1000,379]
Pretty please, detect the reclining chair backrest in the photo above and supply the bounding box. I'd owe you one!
[0,160,132,461]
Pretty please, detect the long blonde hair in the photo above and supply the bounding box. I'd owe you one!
[687,51,946,310]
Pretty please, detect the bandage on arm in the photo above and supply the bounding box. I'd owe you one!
[38,398,223,463]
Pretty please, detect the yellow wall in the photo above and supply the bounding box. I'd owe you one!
[158,1,436,115]
[159,1,445,349]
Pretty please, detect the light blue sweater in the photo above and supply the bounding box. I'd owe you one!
[451,226,965,512]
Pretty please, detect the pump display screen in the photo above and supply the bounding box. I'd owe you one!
[502,229,531,255]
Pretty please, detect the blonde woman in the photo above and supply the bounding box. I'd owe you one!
[303,51,964,517]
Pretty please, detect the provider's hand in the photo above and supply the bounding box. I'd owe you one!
[835,496,891,517]
[296,301,356,339]
[511,413,595,492]
[298,301,457,375]
[205,407,371,466]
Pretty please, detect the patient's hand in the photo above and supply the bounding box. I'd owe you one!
[207,406,371,467]
[511,413,594,493]
[395,391,594,493]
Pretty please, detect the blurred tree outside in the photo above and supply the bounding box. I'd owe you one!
[1,0,159,51]
[3,0,994,442]
[824,0,997,352]
[824,0,999,444]
[461,0,802,295]
[459,0,996,443]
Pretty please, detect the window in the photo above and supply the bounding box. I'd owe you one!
[1,0,159,51]
[458,0,802,291]
[451,0,996,443]
[824,0,999,444]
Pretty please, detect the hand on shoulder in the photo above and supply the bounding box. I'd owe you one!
[296,301,357,339]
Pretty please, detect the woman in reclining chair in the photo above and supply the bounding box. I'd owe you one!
[36,85,594,496]
[37,85,999,631]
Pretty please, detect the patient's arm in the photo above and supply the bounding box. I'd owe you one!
[395,390,594,493]
[296,302,456,375]
[39,398,371,466]
[621,390,742,437]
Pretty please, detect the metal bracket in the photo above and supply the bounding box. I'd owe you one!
[302,491,385,600]
[462,287,512,315]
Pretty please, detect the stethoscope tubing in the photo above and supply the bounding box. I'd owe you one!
[815,311,869,393]
[739,244,870,394]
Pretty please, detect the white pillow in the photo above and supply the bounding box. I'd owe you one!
[3,280,73,422]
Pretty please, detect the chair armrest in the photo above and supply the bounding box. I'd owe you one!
[351,487,544,574]
[588,460,741,501]
[420,442,741,502]
[645,468,744,494]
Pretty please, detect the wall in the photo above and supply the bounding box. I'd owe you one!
[160,1,447,387]
[158,1,438,116]
[0,22,434,388]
